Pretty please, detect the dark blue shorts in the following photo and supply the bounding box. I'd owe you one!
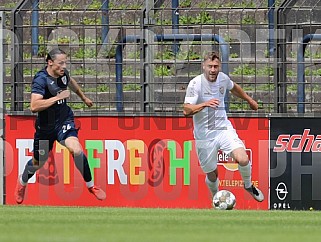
[33,120,78,162]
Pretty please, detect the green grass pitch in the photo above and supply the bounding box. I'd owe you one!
[0,206,321,242]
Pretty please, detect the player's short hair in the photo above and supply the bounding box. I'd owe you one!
[203,52,220,62]
[46,48,66,62]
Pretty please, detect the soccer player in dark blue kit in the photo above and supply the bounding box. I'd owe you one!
[14,48,106,204]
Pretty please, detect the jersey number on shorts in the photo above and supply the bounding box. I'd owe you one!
[62,124,71,133]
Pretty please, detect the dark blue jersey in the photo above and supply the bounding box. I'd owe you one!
[31,67,74,131]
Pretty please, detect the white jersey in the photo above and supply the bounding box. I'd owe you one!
[184,72,234,140]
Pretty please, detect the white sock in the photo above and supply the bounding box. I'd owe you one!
[86,180,94,188]
[205,176,219,198]
[238,162,252,189]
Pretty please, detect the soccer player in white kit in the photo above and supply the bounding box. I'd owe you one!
[183,52,264,202]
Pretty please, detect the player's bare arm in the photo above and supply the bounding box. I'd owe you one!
[30,90,70,113]
[230,82,258,110]
[68,77,93,107]
[183,98,219,117]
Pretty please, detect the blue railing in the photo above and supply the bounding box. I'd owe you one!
[172,0,179,54]
[268,0,275,55]
[297,34,321,113]
[31,0,39,56]
[115,34,229,112]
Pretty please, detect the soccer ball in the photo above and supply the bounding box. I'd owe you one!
[213,190,236,210]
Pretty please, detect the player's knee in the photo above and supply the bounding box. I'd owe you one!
[70,147,82,157]
[74,150,82,156]
[232,151,249,166]
[237,157,249,166]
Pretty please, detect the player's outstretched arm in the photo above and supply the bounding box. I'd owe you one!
[230,82,258,110]
[68,77,93,107]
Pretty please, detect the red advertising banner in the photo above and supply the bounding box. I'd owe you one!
[5,115,269,209]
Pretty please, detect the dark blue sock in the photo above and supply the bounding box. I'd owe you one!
[73,152,92,182]
[21,159,39,183]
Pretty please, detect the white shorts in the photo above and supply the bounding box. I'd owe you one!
[195,129,245,173]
